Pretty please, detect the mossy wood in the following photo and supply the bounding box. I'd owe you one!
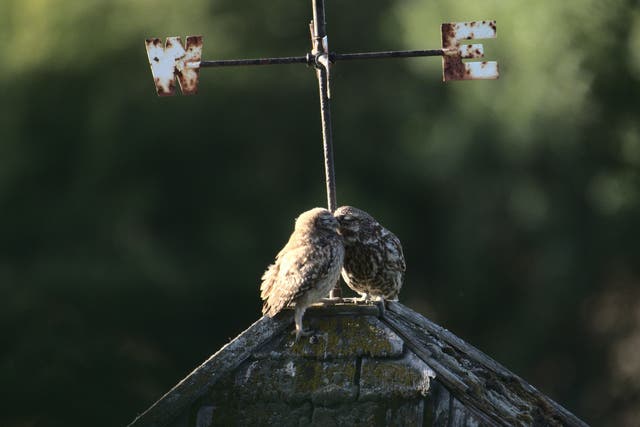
[129,302,587,427]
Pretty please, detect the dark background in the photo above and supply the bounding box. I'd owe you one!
[1,0,639,425]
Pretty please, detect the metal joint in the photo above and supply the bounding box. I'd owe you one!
[305,53,315,67]
[314,52,330,70]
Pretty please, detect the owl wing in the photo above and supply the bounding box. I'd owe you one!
[261,242,334,317]
[260,234,304,303]
[381,228,406,273]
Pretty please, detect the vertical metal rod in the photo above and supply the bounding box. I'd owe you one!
[311,0,336,214]
[316,67,336,213]
[311,0,340,298]
[311,0,325,41]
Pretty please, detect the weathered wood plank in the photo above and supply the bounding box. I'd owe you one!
[128,313,293,427]
[429,380,451,427]
[385,302,588,427]
[382,313,470,392]
[450,395,482,427]
[383,311,502,426]
[388,302,523,383]
[305,300,382,317]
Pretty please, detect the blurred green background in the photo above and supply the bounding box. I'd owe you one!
[1,0,639,425]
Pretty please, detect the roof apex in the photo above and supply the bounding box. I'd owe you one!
[129,301,587,427]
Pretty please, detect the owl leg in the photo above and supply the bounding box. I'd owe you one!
[325,283,343,301]
[356,293,371,302]
[293,306,314,341]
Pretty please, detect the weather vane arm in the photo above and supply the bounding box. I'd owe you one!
[144,5,499,301]
[331,49,444,62]
[145,20,498,95]
[199,56,309,68]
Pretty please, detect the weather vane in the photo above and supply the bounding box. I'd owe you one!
[144,0,498,297]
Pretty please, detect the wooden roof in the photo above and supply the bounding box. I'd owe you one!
[129,301,587,427]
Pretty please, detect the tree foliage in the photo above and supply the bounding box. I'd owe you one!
[1,0,639,425]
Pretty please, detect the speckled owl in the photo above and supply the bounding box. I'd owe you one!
[260,208,344,339]
[334,206,406,301]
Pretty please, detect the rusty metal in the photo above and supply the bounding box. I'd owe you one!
[441,21,499,81]
[144,23,499,91]
[145,35,203,96]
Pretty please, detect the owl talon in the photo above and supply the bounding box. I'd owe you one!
[356,294,371,303]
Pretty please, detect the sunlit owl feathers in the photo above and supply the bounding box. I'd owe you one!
[334,205,406,301]
[260,207,344,339]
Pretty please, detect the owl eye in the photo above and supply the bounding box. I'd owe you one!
[343,215,354,221]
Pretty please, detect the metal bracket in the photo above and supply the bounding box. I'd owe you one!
[310,22,331,98]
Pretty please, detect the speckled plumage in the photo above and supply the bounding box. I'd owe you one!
[334,206,406,301]
[260,208,344,339]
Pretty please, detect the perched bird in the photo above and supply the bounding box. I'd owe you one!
[260,208,344,339]
[334,206,406,301]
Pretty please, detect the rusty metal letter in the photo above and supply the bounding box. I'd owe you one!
[441,21,498,82]
[145,36,203,96]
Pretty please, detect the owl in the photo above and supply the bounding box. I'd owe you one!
[334,205,406,301]
[260,207,344,339]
